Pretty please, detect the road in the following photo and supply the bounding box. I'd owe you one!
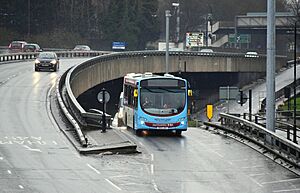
[0,59,124,193]
[0,59,299,193]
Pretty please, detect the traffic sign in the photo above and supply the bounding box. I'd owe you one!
[228,34,251,43]
[219,86,239,100]
[97,90,110,103]
[206,104,213,120]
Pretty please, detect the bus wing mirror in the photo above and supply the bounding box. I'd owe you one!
[188,89,193,96]
[134,89,138,97]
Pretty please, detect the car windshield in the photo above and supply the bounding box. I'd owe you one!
[11,42,23,48]
[39,53,55,59]
[24,45,35,49]
[140,87,185,116]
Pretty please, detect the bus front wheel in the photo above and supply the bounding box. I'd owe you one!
[175,131,182,136]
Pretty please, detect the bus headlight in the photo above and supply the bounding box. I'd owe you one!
[178,117,186,124]
[139,117,147,125]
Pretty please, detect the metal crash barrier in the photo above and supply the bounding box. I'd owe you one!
[205,113,300,168]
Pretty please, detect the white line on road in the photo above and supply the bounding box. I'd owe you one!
[241,165,264,169]
[0,157,3,160]
[262,178,300,185]
[273,188,300,192]
[151,164,154,174]
[23,145,42,152]
[249,173,268,177]
[7,170,11,174]
[151,154,154,161]
[248,176,263,187]
[105,179,122,191]
[152,180,159,192]
[18,185,24,189]
[52,141,58,145]
[86,163,101,174]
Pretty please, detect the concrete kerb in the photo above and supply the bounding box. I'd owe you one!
[54,75,137,154]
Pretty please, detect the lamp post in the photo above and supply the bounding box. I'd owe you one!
[293,20,298,143]
[172,2,180,46]
[165,10,171,74]
[27,0,31,38]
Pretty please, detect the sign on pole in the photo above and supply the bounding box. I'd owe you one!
[219,86,239,100]
[186,32,204,48]
[112,42,126,50]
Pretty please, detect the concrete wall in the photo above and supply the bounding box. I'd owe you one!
[69,52,287,98]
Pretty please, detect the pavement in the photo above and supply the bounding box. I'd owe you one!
[49,86,137,154]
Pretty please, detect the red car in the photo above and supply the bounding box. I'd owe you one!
[8,41,27,52]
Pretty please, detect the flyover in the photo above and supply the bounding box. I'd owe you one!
[1,52,299,193]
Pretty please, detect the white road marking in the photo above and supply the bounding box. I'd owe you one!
[105,179,122,191]
[86,163,101,174]
[261,178,300,185]
[151,164,154,174]
[0,157,3,160]
[152,180,159,191]
[241,165,264,169]
[109,175,132,179]
[7,170,11,174]
[18,185,24,189]
[230,159,253,162]
[248,176,263,187]
[249,173,268,177]
[23,145,42,152]
[52,141,58,145]
[151,154,154,161]
[211,151,224,158]
[273,188,300,192]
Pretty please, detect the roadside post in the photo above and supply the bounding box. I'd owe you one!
[97,88,110,133]
[206,104,213,122]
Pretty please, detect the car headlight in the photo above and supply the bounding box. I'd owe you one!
[50,60,57,64]
[35,59,40,64]
[139,117,147,125]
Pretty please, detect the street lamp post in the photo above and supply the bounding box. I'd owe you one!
[165,10,171,74]
[293,21,298,143]
[27,0,31,38]
[172,2,180,46]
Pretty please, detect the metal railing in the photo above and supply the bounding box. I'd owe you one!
[205,113,300,168]
[0,50,111,62]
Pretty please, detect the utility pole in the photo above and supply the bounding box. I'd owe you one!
[27,0,31,39]
[165,10,171,74]
[293,21,298,143]
[266,0,276,133]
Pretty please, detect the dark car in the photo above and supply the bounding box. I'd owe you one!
[23,43,42,52]
[34,52,59,72]
[8,41,27,52]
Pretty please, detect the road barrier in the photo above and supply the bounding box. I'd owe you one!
[205,113,300,168]
[0,50,111,62]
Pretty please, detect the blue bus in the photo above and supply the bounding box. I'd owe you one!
[121,72,192,135]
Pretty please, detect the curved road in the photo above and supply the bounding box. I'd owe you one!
[0,59,299,193]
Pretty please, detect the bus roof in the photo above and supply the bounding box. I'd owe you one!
[124,72,185,82]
